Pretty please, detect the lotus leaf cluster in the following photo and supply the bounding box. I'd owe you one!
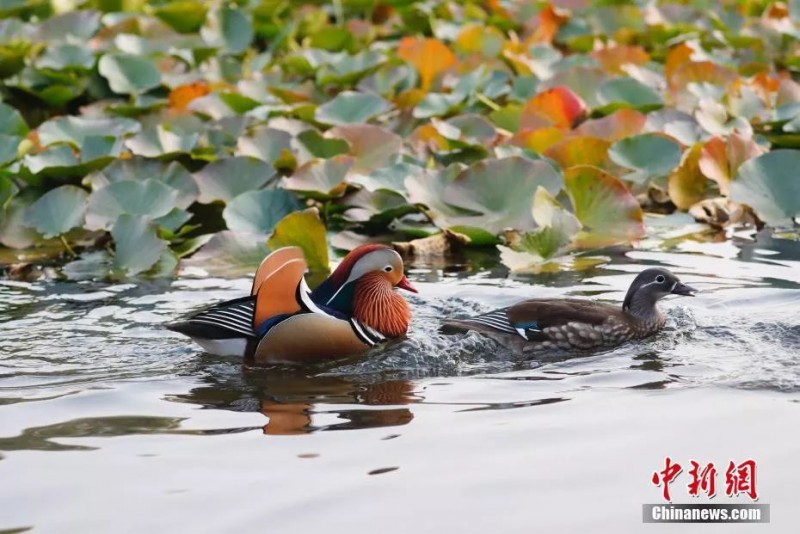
[1,0,799,278]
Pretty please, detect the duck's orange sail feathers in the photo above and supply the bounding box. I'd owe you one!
[251,246,305,295]
[253,258,307,329]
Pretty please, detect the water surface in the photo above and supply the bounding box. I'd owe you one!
[1,231,798,533]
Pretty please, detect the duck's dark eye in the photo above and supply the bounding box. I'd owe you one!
[655,275,665,283]
[384,266,393,272]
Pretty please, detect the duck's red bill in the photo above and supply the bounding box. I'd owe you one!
[397,276,418,293]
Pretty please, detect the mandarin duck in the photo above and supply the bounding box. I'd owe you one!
[168,244,417,364]
[442,268,696,353]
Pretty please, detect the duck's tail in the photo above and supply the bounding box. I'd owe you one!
[440,307,520,335]
[166,296,256,341]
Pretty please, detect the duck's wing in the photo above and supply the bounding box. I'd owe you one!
[166,295,256,339]
[253,258,308,330]
[251,246,305,295]
[442,299,613,340]
[507,299,611,329]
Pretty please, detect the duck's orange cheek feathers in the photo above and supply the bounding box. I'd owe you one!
[353,275,411,338]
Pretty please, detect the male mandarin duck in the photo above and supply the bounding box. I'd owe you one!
[168,244,417,365]
[442,268,696,353]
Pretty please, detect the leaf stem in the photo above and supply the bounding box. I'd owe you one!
[60,235,76,257]
[476,93,500,111]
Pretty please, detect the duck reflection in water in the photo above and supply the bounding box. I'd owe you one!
[172,359,421,436]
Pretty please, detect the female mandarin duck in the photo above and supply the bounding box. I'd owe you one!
[168,244,417,364]
[442,268,696,353]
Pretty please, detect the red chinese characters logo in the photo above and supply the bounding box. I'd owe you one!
[651,458,758,501]
[651,457,683,501]
[688,461,717,498]
[725,459,758,500]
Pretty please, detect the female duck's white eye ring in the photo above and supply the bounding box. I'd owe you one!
[655,275,665,283]
[384,266,393,272]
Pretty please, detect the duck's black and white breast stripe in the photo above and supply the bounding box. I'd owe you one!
[349,319,387,347]
[184,297,256,337]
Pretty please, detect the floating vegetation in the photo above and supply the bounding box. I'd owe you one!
[0,1,799,278]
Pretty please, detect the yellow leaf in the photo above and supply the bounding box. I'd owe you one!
[668,144,709,210]
[455,25,505,57]
[169,81,210,111]
[398,37,457,92]
[512,127,565,153]
[545,136,613,172]
[268,208,330,284]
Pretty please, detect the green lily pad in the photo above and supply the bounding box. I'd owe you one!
[413,92,464,119]
[342,188,418,229]
[283,155,354,200]
[564,165,645,248]
[218,92,261,114]
[315,91,392,125]
[193,156,276,204]
[501,186,582,269]
[315,49,386,86]
[205,116,249,151]
[445,114,497,144]
[235,126,293,167]
[154,1,209,33]
[406,163,469,228]
[532,186,582,235]
[608,133,683,184]
[597,77,663,112]
[23,144,115,178]
[62,250,114,281]
[694,98,752,137]
[0,102,28,136]
[0,176,17,209]
[81,136,124,162]
[155,208,193,233]
[295,129,349,160]
[126,125,199,158]
[0,195,40,249]
[223,189,302,234]
[112,214,168,276]
[349,160,420,193]
[144,249,180,279]
[201,6,254,54]
[86,179,179,231]
[36,44,95,71]
[172,234,214,259]
[23,185,87,238]
[34,10,101,42]
[22,145,74,174]
[181,230,270,277]
[9,62,90,106]
[268,208,330,276]
[0,134,21,166]
[90,157,199,210]
[37,116,140,148]
[441,157,563,234]
[0,39,30,80]
[730,149,800,226]
[98,53,162,95]
[326,124,402,173]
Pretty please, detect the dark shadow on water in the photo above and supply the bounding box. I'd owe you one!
[0,416,189,452]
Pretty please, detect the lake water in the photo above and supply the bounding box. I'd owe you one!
[1,230,799,533]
